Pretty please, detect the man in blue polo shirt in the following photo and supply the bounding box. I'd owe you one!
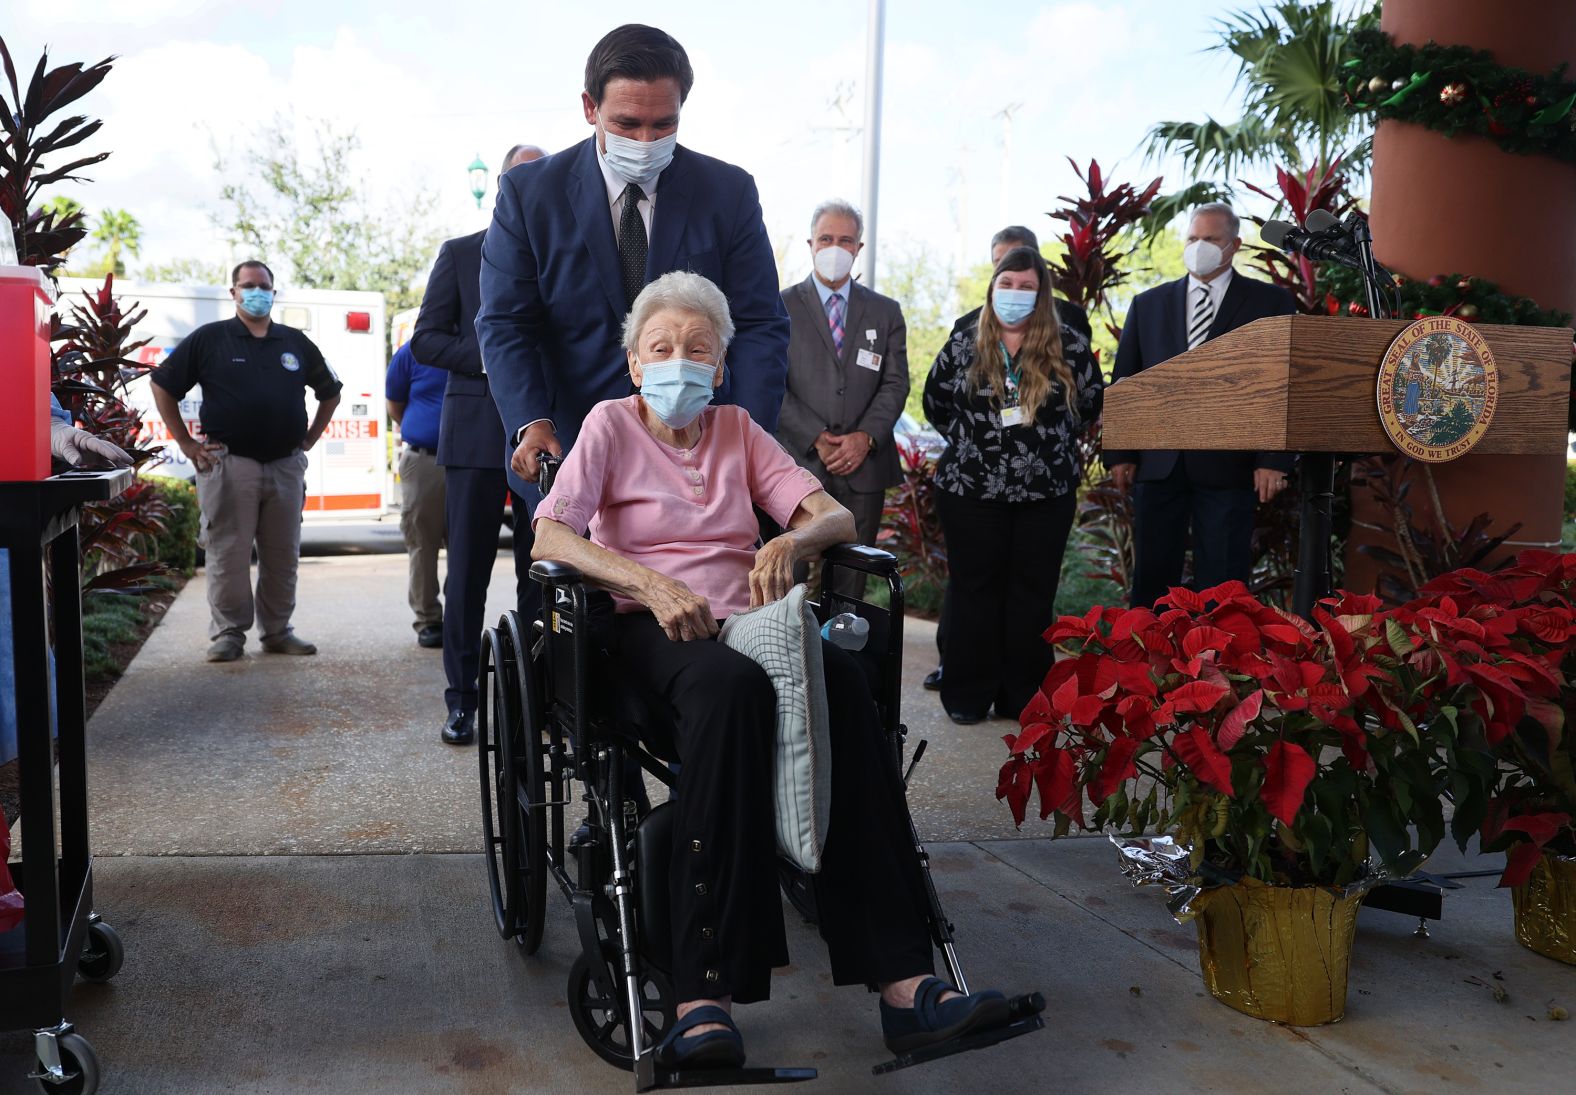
[386,341,448,647]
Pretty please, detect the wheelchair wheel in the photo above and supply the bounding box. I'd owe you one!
[503,610,548,956]
[478,626,523,941]
[567,944,675,1071]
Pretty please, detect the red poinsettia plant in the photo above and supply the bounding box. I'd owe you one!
[997,580,1457,888]
[1383,551,1576,887]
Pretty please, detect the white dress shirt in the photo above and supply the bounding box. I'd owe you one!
[1187,265,1233,322]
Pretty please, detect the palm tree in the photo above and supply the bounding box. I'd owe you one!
[1144,1,1379,216]
[91,207,142,275]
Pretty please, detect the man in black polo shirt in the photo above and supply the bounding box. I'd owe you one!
[151,260,342,662]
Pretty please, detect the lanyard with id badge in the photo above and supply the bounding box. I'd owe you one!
[998,340,1025,428]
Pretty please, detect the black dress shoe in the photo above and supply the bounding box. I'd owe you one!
[417,624,443,649]
[923,666,943,691]
[946,709,988,726]
[441,709,475,745]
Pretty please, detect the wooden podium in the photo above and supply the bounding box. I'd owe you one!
[1102,314,1573,612]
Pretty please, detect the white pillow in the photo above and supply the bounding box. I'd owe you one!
[718,583,831,873]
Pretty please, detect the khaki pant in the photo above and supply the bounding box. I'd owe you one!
[194,448,308,643]
[397,445,446,629]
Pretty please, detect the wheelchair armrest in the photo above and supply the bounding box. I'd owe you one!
[529,559,586,587]
[821,542,899,579]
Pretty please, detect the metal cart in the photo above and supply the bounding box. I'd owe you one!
[2,468,132,1094]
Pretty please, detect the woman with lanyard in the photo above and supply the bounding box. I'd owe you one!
[922,246,1103,725]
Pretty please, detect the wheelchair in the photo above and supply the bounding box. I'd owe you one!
[478,522,1044,1090]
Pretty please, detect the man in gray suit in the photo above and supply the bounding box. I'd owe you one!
[776,199,909,597]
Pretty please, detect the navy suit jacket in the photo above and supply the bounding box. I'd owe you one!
[477,137,790,490]
[411,230,511,471]
[1105,271,1297,487]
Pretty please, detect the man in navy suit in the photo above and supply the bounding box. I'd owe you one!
[477,24,789,487]
[1105,203,1296,608]
[413,143,546,746]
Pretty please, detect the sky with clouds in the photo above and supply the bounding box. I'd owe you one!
[11,0,1256,287]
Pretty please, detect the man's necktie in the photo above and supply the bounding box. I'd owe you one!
[1188,284,1216,350]
[826,292,845,355]
[619,182,648,309]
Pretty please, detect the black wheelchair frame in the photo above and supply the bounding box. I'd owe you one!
[478,543,1044,1091]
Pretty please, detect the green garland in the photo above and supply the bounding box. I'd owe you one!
[1345,27,1576,165]
[1318,265,1575,429]
[1318,265,1572,328]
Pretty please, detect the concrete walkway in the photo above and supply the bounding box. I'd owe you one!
[2,550,1570,1093]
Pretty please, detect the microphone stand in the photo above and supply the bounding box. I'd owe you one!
[1289,212,1393,622]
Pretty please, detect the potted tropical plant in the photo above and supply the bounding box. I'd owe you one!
[1384,552,1575,963]
[996,580,1465,1025]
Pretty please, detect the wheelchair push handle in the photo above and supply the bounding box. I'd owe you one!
[538,453,562,495]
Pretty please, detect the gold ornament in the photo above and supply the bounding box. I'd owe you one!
[1391,78,1406,91]
[1440,82,1468,106]
[1457,303,1480,320]
[1368,76,1388,94]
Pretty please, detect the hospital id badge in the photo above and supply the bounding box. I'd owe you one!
[856,347,882,372]
[1000,405,1024,428]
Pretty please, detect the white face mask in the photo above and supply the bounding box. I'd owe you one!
[1183,239,1227,278]
[601,126,677,189]
[813,245,855,284]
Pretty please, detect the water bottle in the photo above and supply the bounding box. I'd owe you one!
[821,612,869,651]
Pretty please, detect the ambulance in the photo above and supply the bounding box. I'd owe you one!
[59,279,391,520]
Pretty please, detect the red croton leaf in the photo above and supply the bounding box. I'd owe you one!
[1168,680,1229,714]
[1261,741,1316,826]
[1089,737,1139,804]
[1216,689,1264,750]
[1172,726,1234,794]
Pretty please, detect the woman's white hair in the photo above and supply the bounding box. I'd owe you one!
[622,270,736,353]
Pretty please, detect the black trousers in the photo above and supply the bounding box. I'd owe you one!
[936,491,1076,720]
[441,466,538,713]
[612,612,934,1005]
[1130,465,1256,609]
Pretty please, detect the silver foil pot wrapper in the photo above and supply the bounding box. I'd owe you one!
[1110,833,1202,919]
[1110,831,1401,922]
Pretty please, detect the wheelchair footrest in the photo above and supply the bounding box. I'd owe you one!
[870,992,1046,1076]
[643,1066,817,1090]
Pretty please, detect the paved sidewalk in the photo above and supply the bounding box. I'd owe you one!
[2,553,1570,1093]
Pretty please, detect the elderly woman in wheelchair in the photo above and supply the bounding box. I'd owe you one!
[523,270,1034,1077]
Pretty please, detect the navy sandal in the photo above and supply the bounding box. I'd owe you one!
[879,977,1011,1055]
[656,1005,746,1069]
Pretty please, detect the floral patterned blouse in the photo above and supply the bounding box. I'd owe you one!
[921,320,1103,502]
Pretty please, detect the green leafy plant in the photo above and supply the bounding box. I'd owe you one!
[145,477,200,576]
[1141,1,1377,236]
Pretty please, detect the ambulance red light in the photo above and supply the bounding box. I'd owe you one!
[345,311,373,332]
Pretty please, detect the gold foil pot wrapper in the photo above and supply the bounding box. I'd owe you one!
[1191,876,1361,1026]
[1511,854,1576,965]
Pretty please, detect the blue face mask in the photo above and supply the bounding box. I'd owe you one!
[992,288,1037,326]
[239,288,274,318]
[640,359,716,429]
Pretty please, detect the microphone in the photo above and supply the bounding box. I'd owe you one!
[1261,217,1364,269]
